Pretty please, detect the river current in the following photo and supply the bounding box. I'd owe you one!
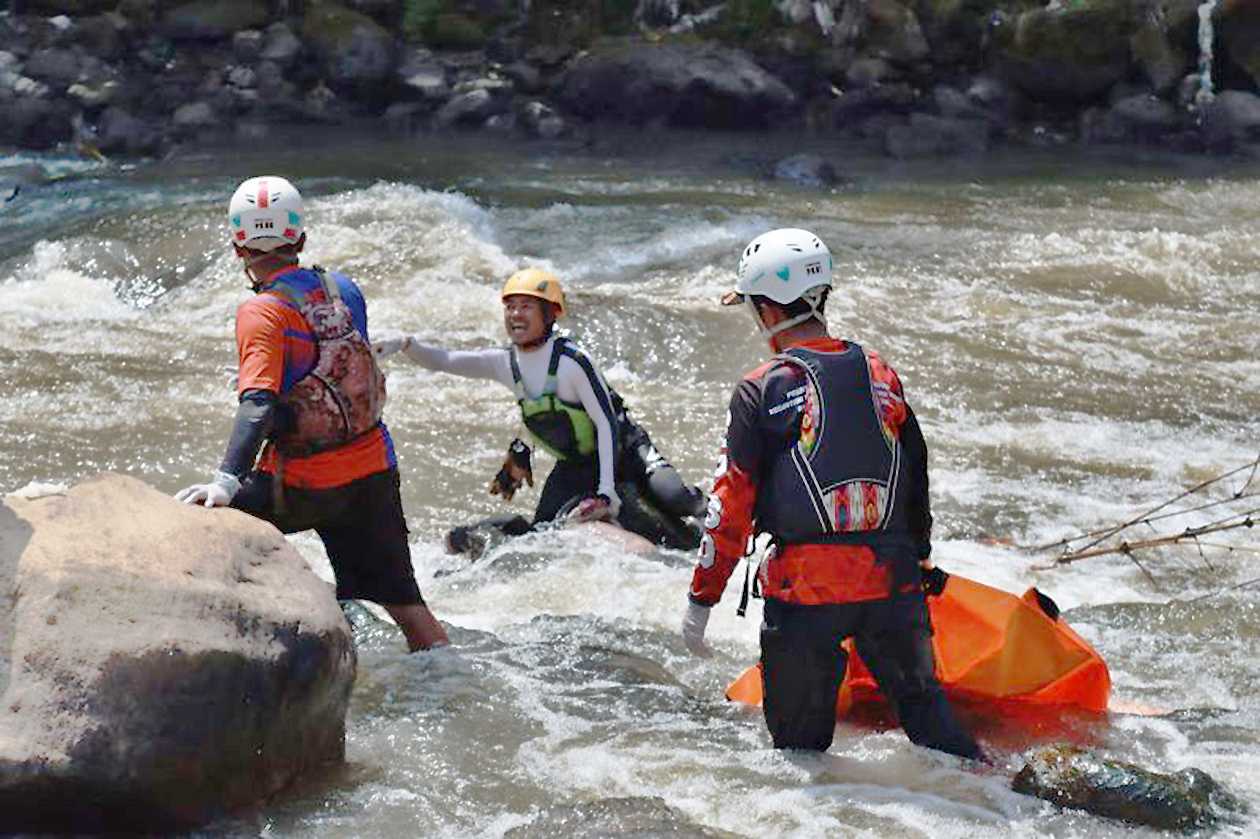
[2,132,1258,837]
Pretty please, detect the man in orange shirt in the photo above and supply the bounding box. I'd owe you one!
[680,228,979,758]
[176,176,447,652]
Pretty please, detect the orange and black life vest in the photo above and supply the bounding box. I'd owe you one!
[756,343,919,580]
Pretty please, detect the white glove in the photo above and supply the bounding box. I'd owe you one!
[175,471,242,508]
[372,335,412,359]
[681,600,713,657]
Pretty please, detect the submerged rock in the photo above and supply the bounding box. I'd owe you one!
[773,153,841,187]
[1012,745,1245,831]
[0,475,356,832]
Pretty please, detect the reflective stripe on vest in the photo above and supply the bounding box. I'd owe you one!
[510,337,597,461]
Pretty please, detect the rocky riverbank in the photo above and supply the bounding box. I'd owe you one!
[3,0,1260,163]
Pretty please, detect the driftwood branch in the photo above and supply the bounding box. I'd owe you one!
[1048,516,1257,564]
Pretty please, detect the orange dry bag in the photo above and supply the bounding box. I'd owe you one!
[726,573,1111,718]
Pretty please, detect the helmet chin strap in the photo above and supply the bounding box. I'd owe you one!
[746,289,827,343]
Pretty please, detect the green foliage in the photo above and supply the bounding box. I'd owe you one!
[403,0,445,42]
[427,13,487,49]
[705,0,781,44]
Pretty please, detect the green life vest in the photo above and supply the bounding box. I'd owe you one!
[511,338,598,461]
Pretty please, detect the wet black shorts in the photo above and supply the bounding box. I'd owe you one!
[231,467,424,607]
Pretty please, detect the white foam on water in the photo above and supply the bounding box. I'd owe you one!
[0,241,139,326]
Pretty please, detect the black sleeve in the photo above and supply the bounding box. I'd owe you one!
[725,378,766,475]
[901,404,933,560]
[217,389,277,479]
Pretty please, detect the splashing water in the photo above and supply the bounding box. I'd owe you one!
[1195,0,1219,108]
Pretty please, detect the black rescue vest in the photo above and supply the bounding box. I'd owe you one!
[755,343,920,581]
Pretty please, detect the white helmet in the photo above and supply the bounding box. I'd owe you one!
[227,176,304,252]
[724,228,833,336]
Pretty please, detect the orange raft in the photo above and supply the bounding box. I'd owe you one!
[726,574,1111,719]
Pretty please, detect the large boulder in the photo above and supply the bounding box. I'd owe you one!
[302,1,397,97]
[0,97,74,149]
[1130,0,1199,94]
[557,40,798,129]
[162,0,271,41]
[865,0,930,65]
[0,475,356,832]
[998,0,1139,103]
[914,0,1039,68]
[1220,0,1260,91]
[1200,89,1260,149]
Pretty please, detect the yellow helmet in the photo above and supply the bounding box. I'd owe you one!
[501,268,566,318]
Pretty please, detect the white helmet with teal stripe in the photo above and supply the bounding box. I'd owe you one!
[724,228,832,336]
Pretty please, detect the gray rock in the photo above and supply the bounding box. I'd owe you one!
[519,100,567,139]
[998,4,1134,103]
[1201,90,1260,149]
[303,4,395,94]
[0,98,74,149]
[0,475,355,832]
[172,100,216,128]
[453,75,513,96]
[435,87,508,128]
[162,0,270,41]
[401,66,448,100]
[13,76,53,99]
[865,0,929,65]
[70,13,127,60]
[484,112,517,133]
[1221,0,1260,91]
[332,24,394,91]
[1012,745,1244,831]
[773,153,840,188]
[933,84,990,121]
[1176,73,1204,111]
[1111,94,1180,133]
[396,48,448,100]
[261,23,302,67]
[24,47,81,86]
[885,113,989,158]
[558,41,797,129]
[302,82,341,122]
[66,80,119,108]
[829,82,918,129]
[845,56,895,89]
[227,65,257,89]
[1130,0,1197,94]
[383,101,426,132]
[233,29,264,63]
[503,60,542,94]
[97,106,162,155]
[967,75,1015,112]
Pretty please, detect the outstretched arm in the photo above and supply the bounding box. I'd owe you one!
[375,337,512,388]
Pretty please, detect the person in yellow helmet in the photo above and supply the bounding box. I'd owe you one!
[374,268,707,552]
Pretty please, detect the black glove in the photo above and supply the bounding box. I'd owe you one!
[921,566,949,598]
[489,438,533,502]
